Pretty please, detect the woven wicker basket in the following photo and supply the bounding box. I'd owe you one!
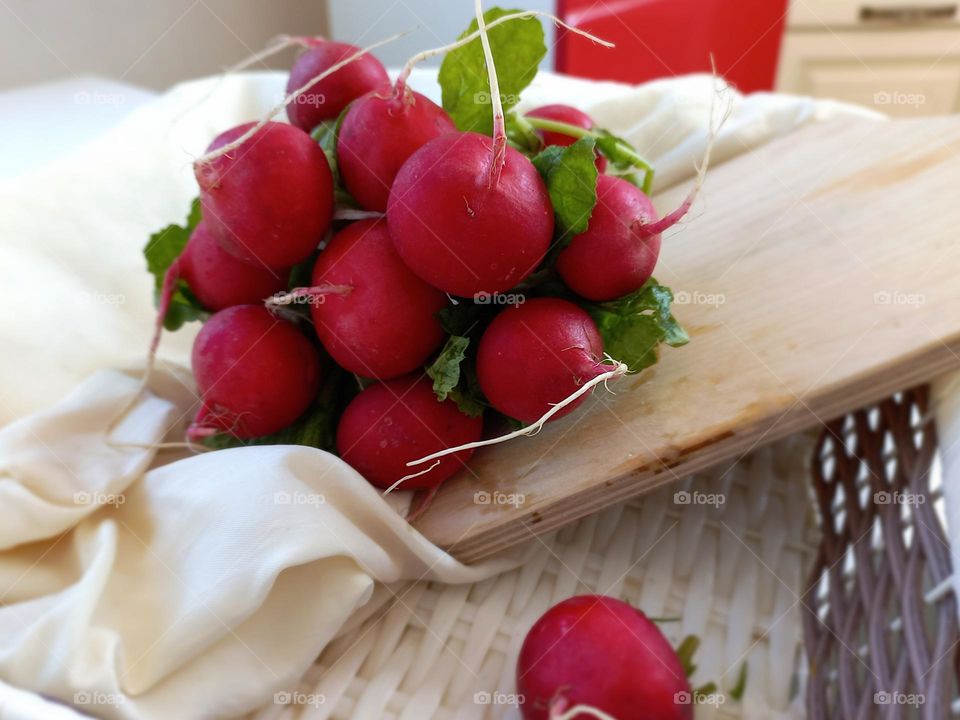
[804,387,958,720]
[256,389,956,720]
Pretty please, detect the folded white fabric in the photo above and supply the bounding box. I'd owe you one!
[0,69,880,719]
[0,369,525,719]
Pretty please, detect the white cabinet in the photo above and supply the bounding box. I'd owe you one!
[776,1,960,116]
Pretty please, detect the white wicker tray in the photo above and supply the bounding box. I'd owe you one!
[260,435,817,720]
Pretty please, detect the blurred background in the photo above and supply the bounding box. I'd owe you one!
[2,0,958,175]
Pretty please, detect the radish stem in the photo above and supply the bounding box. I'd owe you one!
[474,0,506,183]
[524,115,656,193]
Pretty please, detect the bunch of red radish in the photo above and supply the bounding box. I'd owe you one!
[146,6,696,501]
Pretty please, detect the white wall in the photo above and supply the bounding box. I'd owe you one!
[327,0,556,71]
[0,1,329,90]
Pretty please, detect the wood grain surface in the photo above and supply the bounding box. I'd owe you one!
[415,116,960,562]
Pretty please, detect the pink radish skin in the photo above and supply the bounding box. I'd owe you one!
[476,298,604,424]
[387,131,554,297]
[309,219,446,379]
[337,89,456,212]
[176,222,289,311]
[556,174,661,301]
[517,595,692,720]
[195,121,333,269]
[336,375,483,490]
[526,103,607,173]
[190,305,320,439]
[286,40,389,131]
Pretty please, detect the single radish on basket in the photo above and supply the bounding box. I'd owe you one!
[189,305,320,440]
[526,104,607,172]
[195,121,334,270]
[476,298,607,424]
[286,40,390,131]
[517,595,693,720]
[301,218,447,379]
[337,375,483,491]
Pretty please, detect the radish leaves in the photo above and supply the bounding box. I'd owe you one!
[588,279,688,372]
[438,7,545,135]
[532,137,598,236]
[143,199,207,331]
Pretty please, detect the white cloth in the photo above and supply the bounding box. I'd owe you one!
[0,69,889,719]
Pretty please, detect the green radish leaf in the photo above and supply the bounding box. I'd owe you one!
[594,129,655,193]
[425,334,486,417]
[729,663,748,701]
[427,335,470,402]
[587,278,689,373]
[438,7,546,135]
[532,136,598,237]
[694,682,717,696]
[143,198,207,331]
[310,107,357,207]
[675,634,700,678]
[448,365,486,418]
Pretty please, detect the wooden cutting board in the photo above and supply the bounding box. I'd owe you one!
[415,115,960,562]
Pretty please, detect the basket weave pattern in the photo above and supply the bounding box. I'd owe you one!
[803,387,959,719]
[262,435,819,720]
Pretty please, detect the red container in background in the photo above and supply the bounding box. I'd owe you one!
[556,0,789,93]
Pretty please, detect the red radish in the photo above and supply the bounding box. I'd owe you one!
[526,103,607,173]
[556,175,661,301]
[307,219,446,379]
[189,305,320,439]
[337,375,483,490]
[337,89,456,211]
[476,298,604,423]
[286,40,389,131]
[195,121,333,269]
[176,222,288,311]
[517,595,692,720]
[387,131,554,296]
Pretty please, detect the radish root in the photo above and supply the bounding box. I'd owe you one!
[383,460,441,495]
[194,30,410,165]
[265,284,353,310]
[167,35,323,135]
[549,701,618,720]
[403,357,629,470]
[634,66,731,237]
[333,208,385,221]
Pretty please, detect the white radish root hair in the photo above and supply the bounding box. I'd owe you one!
[264,283,353,310]
[397,357,629,476]
[635,65,732,238]
[166,35,322,135]
[333,208,385,221]
[382,460,441,495]
[395,11,613,93]
[550,703,618,720]
[194,30,410,165]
